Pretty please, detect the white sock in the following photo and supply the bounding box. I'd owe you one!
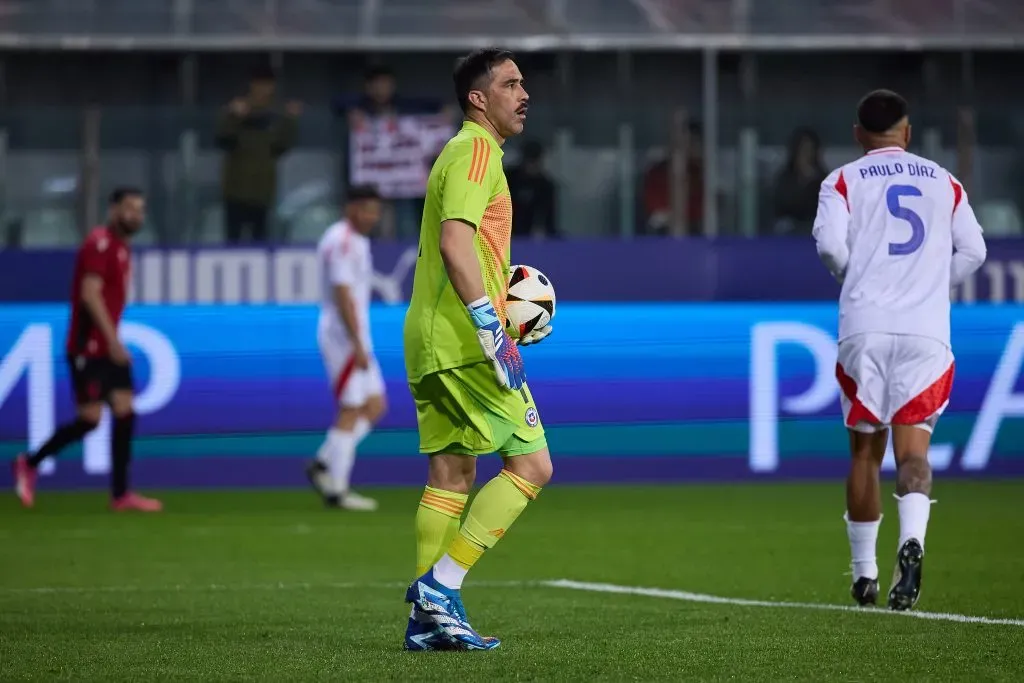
[315,430,333,466]
[896,492,932,551]
[352,417,372,445]
[326,428,356,495]
[844,512,881,580]
[319,419,370,464]
[432,554,468,590]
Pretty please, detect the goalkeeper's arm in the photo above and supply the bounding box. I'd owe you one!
[439,219,487,305]
[441,217,525,390]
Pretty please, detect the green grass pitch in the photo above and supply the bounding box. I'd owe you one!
[2,481,1023,681]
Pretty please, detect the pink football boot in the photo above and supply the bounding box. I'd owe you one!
[110,492,163,512]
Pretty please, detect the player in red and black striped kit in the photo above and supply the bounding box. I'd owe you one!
[12,188,162,511]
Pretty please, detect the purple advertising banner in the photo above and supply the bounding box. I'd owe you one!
[1,238,1022,303]
[2,303,1022,490]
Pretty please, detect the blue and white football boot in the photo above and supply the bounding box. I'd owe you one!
[404,605,457,651]
[403,605,499,651]
[405,570,500,651]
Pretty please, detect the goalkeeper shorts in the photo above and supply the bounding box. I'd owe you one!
[409,361,547,457]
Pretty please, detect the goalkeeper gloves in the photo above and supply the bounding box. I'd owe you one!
[467,297,526,390]
[518,324,552,346]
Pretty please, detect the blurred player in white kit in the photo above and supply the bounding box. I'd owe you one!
[306,185,387,511]
[813,90,987,610]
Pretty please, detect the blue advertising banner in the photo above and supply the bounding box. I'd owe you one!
[0,303,1022,489]
[2,238,1023,303]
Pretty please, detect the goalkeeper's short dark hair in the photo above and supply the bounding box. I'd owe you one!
[453,48,515,114]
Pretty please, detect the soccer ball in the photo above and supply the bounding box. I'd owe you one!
[505,264,556,338]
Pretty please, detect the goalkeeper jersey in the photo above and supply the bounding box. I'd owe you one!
[404,120,513,382]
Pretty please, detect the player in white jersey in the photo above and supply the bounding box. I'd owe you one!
[813,90,986,611]
[305,185,388,511]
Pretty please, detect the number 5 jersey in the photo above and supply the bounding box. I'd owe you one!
[812,145,987,347]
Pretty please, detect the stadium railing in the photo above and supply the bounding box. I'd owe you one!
[0,0,1023,49]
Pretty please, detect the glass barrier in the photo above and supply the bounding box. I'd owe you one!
[2,72,1022,247]
[2,101,674,246]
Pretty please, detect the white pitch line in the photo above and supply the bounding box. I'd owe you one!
[543,580,1024,628]
[6,578,1023,628]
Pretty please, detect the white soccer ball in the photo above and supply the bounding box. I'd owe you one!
[505,264,556,339]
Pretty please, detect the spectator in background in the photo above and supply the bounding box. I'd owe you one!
[772,127,827,236]
[508,140,557,238]
[340,65,450,123]
[641,123,705,235]
[336,66,455,240]
[216,66,302,243]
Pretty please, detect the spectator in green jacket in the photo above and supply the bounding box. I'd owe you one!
[216,66,302,243]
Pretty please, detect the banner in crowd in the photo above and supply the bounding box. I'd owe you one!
[0,303,1022,489]
[2,238,1023,304]
[349,113,455,199]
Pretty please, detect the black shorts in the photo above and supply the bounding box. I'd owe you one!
[67,355,134,405]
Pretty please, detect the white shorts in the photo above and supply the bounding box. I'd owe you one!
[835,333,955,434]
[319,338,385,408]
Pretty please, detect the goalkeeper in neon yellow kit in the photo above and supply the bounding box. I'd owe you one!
[402,48,554,651]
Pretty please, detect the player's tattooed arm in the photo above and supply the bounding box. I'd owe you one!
[440,219,488,305]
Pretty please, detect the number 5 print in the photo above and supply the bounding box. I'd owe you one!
[887,184,925,255]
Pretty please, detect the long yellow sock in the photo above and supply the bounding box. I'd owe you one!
[415,486,468,576]
[447,469,541,571]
